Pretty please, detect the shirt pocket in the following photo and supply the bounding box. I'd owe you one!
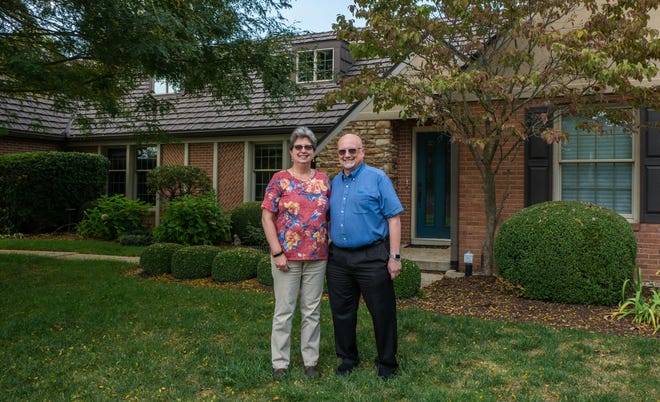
[352,192,378,214]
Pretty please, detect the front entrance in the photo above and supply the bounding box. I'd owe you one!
[416,132,451,239]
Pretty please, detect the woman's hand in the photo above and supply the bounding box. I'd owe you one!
[274,254,289,272]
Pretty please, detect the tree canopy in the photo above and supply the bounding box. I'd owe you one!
[322,0,660,275]
[0,0,300,124]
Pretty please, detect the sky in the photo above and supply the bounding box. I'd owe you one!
[279,0,364,33]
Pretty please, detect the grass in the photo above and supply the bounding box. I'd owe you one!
[1,254,659,401]
[0,237,145,256]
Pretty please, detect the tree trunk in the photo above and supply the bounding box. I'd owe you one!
[481,169,498,276]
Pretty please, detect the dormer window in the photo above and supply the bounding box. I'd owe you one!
[297,49,334,83]
[152,78,180,95]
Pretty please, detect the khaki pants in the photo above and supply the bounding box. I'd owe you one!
[271,259,327,369]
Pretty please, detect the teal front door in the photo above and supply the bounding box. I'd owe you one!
[416,132,451,239]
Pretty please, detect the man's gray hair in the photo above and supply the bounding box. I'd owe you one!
[289,126,317,150]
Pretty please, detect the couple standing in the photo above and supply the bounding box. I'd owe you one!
[261,127,403,381]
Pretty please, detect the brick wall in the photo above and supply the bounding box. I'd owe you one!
[188,143,214,178]
[0,138,61,155]
[635,224,660,286]
[217,142,244,208]
[161,144,185,166]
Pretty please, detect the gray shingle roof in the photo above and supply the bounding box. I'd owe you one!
[2,31,390,141]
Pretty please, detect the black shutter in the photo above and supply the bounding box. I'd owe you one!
[524,107,554,207]
[641,108,660,223]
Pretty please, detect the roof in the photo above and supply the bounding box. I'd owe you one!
[1,31,389,142]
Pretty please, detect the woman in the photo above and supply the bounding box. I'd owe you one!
[261,126,330,380]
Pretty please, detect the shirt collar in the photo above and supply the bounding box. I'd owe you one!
[342,162,365,180]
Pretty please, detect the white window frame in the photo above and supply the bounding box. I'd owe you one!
[553,111,639,222]
[152,78,180,95]
[296,48,334,83]
[250,142,288,201]
[102,145,159,204]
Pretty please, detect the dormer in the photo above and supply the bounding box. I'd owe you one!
[293,32,354,84]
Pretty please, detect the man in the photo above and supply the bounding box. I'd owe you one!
[326,133,403,380]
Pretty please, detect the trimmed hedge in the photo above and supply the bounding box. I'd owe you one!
[0,151,109,233]
[494,201,636,305]
[171,245,222,279]
[212,247,263,282]
[140,242,184,275]
[394,258,422,299]
[257,254,274,286]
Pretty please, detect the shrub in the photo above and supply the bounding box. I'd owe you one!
[77,194,150,240]
[153,193,231,246]
[394,258,422,299]
[494,201,636,305]
[0,151,109,233]
[140,242,184,275]
[119,229,153,246]
[230,201,265,246]
[212,247,264,282]
[256,254,274,286]
[171,245,221,279]
[147,165,213,202]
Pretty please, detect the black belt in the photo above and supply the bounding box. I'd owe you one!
[336,237,388,251]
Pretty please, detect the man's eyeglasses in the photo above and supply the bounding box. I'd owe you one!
[293,144,314,151]
[337,148,361,156]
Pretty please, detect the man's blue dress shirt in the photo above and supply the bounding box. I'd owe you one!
[329,163,403,248]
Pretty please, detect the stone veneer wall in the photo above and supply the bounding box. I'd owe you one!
[314,120,412,243]
[315,121,398,179]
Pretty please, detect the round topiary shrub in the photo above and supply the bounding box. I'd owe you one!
[212,247,263,282]
[257,254,274,286]
[171,245,221,279]
[230,201,265,246]
[140,242,184,275]
[494,201,636,306]
[393,258,422,299]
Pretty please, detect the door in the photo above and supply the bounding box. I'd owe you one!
[416,132,451,238]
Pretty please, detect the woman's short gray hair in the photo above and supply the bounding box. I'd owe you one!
[289,126,317,150]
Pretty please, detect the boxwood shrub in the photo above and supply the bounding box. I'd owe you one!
[140,242,184,275]
[212,247,263,282]
[171,245,222,279]
[257,254,274,286]
[394,258,422,299]
[494,201,636,305]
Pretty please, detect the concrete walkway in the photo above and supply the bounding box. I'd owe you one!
[0,249,140,263]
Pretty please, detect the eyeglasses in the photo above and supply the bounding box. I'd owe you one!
[337,148,361,156]
[293,144,314,151]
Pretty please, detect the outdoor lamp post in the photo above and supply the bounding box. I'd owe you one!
[463,251,473,277]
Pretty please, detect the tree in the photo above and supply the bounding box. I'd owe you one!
[0,0,300,130]
[320,0,660,275]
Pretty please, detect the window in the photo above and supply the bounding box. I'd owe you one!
[557,114,635,218]
[136,146,157,204]
[153,78,180,95]
[253,144,283,201]
[104,146,157,205]
[107,148,127,197]
[297,49,334,83]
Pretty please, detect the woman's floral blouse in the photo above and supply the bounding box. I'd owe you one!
[261,170,330,260]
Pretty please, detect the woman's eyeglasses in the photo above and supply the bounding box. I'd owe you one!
[337,148,361,156]
[293,144,314,151]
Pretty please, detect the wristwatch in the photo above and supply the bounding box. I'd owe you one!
[389,253,401,261]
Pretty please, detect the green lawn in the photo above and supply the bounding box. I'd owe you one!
[0,237,145,256]
[1,254,658,401]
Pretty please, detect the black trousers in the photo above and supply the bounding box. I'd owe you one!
[326,241,398,372]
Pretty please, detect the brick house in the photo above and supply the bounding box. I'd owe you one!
[2,30,659,285]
